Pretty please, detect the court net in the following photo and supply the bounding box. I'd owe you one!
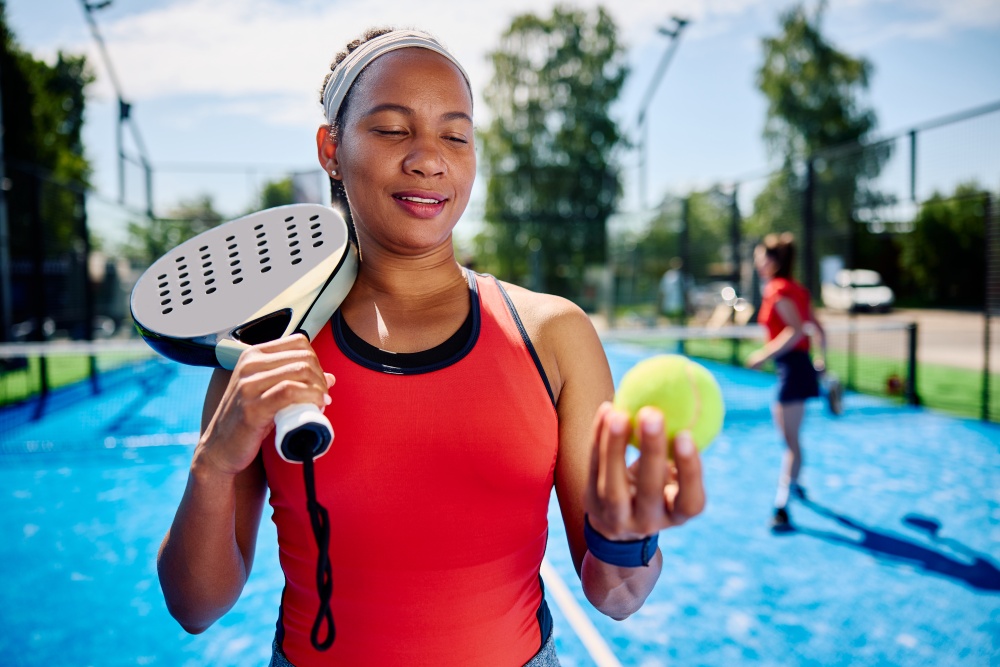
[0,339,208,456]
[0,319,918,454]
[600,320,919,420]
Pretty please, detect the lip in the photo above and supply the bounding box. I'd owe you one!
[392,190,448,219]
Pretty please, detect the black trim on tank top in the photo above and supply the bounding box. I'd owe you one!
[535,574,554,651]
[332,268,480,375]
[492,278,556,407]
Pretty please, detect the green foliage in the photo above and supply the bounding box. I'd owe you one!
[757,2,875,161]
[122,195,224,265]
[751,1,887,266]
[258,176,295,210]
[644,188,734,282]
[476,4,628,301]
[1,0,94,257]
[895,183,988,307]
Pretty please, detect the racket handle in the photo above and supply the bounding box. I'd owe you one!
[275,404,333,464]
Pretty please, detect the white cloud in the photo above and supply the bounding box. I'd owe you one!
[70,0,773,122]
[28,0,1000,124]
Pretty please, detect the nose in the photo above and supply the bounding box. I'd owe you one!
[402,135,446,178]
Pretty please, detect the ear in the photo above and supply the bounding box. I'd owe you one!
[316,125,340,179]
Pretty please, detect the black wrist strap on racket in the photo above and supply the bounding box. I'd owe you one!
[301,454,335,650]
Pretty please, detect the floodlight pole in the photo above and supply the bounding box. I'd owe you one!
[636,17,689,210]
[79,0,154,216]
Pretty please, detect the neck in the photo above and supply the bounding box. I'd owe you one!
[351,248,467,307]
[340,243,471,353]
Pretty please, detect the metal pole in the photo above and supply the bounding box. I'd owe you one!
[29,173,49,404]
[80,1,153,211]
[909,129,917,202]
[730,187,741,365]
[77,189,99,392]
[635,18,689,210]
[0,57,12,343]
[905,322,920,406]
[983,192,993,421]
[679,196,690,333]
[802,158,817,296]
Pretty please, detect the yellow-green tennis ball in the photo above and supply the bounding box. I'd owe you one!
[613,354,725,452]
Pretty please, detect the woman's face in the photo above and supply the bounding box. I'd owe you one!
[754,246,777,279]
[322,48,476,255]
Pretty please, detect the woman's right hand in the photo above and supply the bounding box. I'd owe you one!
[198,334,334,477]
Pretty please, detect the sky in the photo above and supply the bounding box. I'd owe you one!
[6,0,1000,245]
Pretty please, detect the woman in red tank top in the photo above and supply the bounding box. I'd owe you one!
[747,233,829,529]
[156,27,706,666]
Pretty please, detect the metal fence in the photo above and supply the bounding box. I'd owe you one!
[607,101,1000,422]
[1,102,997,422]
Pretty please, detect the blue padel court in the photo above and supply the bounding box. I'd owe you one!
[1,342,997,666]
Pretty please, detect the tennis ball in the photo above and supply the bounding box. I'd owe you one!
[613,354,725,453]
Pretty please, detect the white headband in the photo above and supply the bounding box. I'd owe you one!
[322,30,470,125]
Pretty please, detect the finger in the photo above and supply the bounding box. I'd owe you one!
[588,402,614,493]
[240,348,327,388]
[668,430,706,522]
[597,408,632,511]
[634,407,669,530]
[240,361,331,411]
[252,332,313,352]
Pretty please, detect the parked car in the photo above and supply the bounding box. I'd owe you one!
[821,269,894,312]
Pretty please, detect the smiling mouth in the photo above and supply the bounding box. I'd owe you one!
[394,195,444,205]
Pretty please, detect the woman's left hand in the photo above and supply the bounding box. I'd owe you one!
[584,402,705,542]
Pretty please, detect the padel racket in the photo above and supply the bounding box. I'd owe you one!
[131,203,355,650]
[130,203,358,462]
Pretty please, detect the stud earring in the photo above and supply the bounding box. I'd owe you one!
[330,169,338,177]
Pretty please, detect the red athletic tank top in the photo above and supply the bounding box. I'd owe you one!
[262,271,559,667]
[758,277,812,353]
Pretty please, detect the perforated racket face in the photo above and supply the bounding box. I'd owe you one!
[131,204,350,340]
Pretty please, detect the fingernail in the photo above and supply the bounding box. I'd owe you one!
[643,410,663,435]
[323,394,332,406]
[610,413,627,435]
[675,431,694,457]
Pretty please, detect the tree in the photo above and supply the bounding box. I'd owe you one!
[123,195,224,265]
[476,5,628,302]
[1,0,94,257]
[895,183,988,308]
[258,176,295,210]
[749,1,887,285]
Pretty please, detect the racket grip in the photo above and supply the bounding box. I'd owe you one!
[275,404,334,464]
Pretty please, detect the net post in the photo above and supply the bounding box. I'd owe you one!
[847,321,857,392]
[905,322,920,406]
[802,158,817,297]
[29,172,49,402]
[680,196,691,324]
[77,189,99,394]
[983,191,993,421]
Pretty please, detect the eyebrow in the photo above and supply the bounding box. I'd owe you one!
[364,103,472,124]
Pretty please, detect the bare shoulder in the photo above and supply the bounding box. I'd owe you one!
[498,280,609,403]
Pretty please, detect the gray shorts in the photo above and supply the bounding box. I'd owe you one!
[269,631,561,667]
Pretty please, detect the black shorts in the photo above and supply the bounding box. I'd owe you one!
[774,349,820,404]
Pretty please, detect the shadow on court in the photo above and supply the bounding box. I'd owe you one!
[773,498,1000,592]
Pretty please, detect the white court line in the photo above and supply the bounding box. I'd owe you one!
[540,557,624,667]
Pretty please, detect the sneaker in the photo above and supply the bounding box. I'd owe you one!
[772,507,790,527]
[826,376,844,416]
[790,483,808,501]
